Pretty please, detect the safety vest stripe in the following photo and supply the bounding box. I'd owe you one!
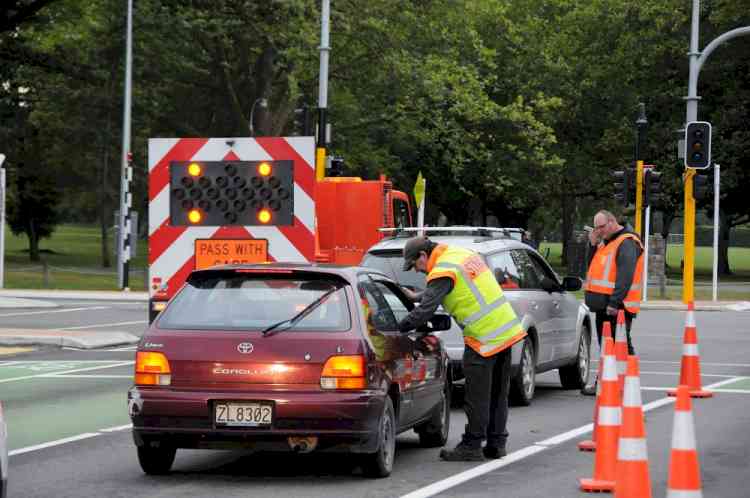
[597,406,622,426]
[624,300,640,309]
[602,252,614,284]
[481,317,522,343]
[463,296,510,326]
[589,278,614,288]
[474,331,526,355]
[433,261,489,309]
[630,283,643,291]
[617,438,648,461]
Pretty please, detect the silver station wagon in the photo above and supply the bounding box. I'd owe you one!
[361,227,592,405]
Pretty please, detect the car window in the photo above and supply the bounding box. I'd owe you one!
[510,250,542,289]
[527,251,560,285]
[358,276,399,331]
[360,252,427,291]
[486,251,522,290]
[373,281,411,323]
[158,274,351,331]
[393,199,411,228]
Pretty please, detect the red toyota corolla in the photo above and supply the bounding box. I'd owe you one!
[129,264,451,478]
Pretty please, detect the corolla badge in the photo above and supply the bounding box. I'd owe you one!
[237,342,254,354]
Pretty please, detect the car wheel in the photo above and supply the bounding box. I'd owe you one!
[559,324,591,389]
[510,337,535,406]
[416,376,451,448]
[137,441,176,475]
[361,397,396,478]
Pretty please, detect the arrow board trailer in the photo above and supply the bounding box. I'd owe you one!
[148,137,316,321]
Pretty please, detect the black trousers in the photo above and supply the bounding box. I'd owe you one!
[594,310,636,355]
[461,346,511,449]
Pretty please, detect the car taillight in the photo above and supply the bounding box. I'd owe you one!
[135,351,172,386]
[320,355,366,390]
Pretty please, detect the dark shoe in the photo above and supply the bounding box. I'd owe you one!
[439,443,484,462]
[483,446,507,459]
[581,381,597,396]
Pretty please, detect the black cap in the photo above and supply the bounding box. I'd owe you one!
[402,236,431,271]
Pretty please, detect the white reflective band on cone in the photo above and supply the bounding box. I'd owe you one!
[617,437,647,461]
[685,311,696,328]
[622,378,643,407]
[601,355,618,381]
[597,406,621,426]
[666,489,703,498]
[671,411,697,450]
[682,343,700,356]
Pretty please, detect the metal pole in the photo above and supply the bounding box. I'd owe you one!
[315,0,330,181]
[712,164,720,301]
[418,180,426,237]
[634,103,647,237]
[683,169,696,303]
[118,0,133,290]
[0,155,5,289]
[643,205,651,302]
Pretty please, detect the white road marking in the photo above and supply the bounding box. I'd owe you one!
[640,370,738,378]
[0,361,134,383]
[640,360,750,367]
[9,433,101,456]
[0,306,108,317]
[398,376,743,498]
[60,320,146,330]
[40,374,132,379]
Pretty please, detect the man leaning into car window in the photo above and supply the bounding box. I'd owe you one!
[398,236,526,462]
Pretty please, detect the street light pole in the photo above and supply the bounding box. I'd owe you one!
[316,0,330,180]
[117,0,133,290]
[634,103,647,238]
[248,97,268,136]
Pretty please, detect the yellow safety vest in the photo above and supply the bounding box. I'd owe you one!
[427,245,526,357]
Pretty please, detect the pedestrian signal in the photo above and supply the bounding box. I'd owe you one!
[644,168,662,207]
[692,172,712,202]
[684,121,711,169]
[169,160,294,226]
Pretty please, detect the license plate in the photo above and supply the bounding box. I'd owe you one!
[194,239,268,270]
[215,402,273,427]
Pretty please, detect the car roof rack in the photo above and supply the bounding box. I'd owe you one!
[378,226,524,240]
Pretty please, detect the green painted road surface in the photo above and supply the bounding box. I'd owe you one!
[718,377,750,391]
[0,360,133,450]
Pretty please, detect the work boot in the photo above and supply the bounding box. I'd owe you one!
[581,377,597,396]
[483,445,507,459]
[439,441,484,462]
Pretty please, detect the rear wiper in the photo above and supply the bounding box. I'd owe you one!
[261,287,338,337]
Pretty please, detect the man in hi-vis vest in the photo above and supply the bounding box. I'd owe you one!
[398,237,526,461]
[582,210,644,395]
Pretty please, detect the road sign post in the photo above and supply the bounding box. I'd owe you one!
[413,171,426,236]
[0,153,5,289]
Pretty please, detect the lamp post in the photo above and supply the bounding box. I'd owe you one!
[249,98,268,136]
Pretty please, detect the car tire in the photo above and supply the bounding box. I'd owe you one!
[361,397,396,478]
[559,324,591,390]
[416,376,451,448]
[137,441,176,475]
[510,337,536,407]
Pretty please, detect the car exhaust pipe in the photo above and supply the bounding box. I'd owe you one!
[287,436,318,454]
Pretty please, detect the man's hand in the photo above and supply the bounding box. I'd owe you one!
[606,305,619,316]
[401,286,420,302]
[589,230,601,246]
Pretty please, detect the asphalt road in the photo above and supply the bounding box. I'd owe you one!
[1,304,748,498]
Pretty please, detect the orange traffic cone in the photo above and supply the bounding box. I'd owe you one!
[667,302,713,398]
[579,321,613,452]
[614,310,628,393]
[666,385,703,498]
[614,356,652,498]
[580,336,621,493]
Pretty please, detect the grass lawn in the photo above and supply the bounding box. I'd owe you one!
[3,224,147,291]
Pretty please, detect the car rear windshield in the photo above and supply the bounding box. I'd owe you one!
[361,252,427,291]
[157,273,352,331]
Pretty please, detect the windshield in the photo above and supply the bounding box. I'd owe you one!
[361,252,427,291]
[157,274,351,331]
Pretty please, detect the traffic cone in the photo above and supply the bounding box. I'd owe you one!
[579,321,613,452]
[666,385,703,498]
[614,310,628,393]
[614,356,652,498]
[667,302,713,398]
[580,337,621,493]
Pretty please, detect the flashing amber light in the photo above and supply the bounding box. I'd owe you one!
[258,162,272,176]
[187,209,203,224]
[135,351,171,385]
[320,355,366,390]
[257,208,272,224]
[188,162,203,177]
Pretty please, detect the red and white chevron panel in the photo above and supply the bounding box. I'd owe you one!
[148,137,316,299]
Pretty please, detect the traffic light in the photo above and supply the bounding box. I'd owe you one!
[293,106,314,136]
[643,168,662,207]
[169,160,294,226]
[693,172,712,202]
[612,168,635,207]
[684,121,711,169]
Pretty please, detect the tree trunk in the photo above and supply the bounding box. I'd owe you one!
[27,219,39,262]
[560,191,574,266]
[718,210,731,275]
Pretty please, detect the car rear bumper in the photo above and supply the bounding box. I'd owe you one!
[129,387,384,453]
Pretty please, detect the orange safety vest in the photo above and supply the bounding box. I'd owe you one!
[584,233,644,313]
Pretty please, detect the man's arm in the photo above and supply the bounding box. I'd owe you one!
[609,239,642,309]
[398,277,453,333]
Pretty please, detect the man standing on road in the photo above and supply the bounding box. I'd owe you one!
[398,236,526,461]
[581,210,644,395]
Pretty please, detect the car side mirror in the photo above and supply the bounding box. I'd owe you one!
[540,277,561,293]
[562,276,583,291]
[417,313,452,332]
